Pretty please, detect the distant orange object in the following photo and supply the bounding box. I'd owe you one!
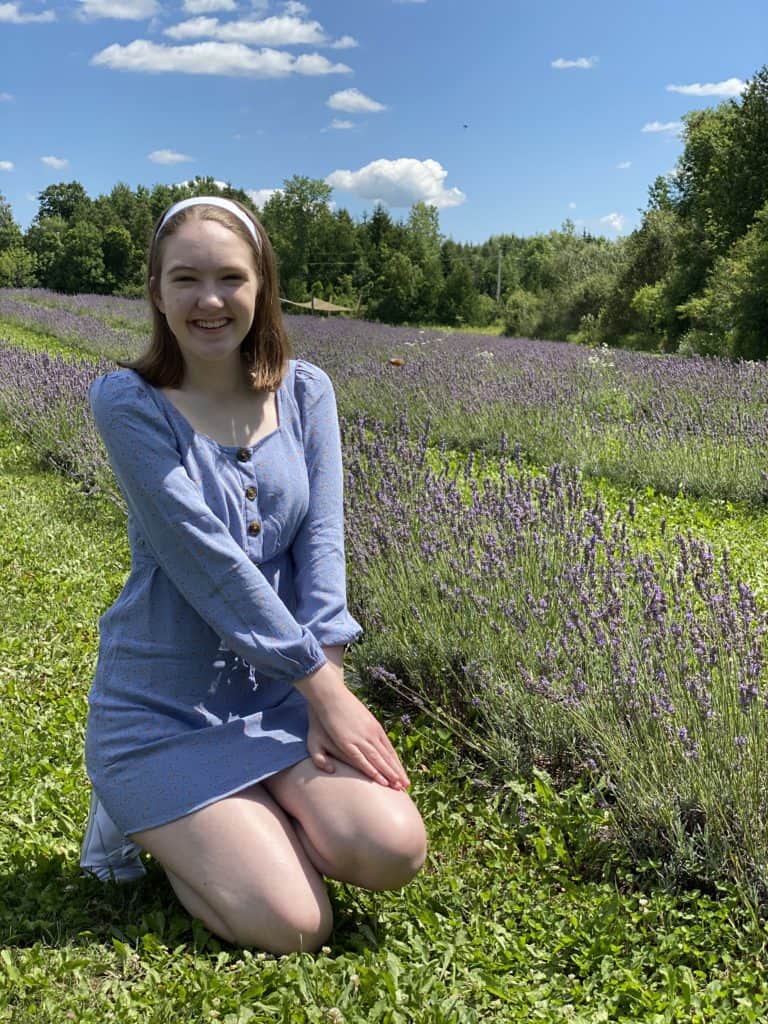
[389,357,405,366]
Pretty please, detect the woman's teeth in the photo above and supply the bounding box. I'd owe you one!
[194,320,228,330]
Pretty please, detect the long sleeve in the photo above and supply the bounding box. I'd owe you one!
[289,361,363,647]
[89,371,327,685]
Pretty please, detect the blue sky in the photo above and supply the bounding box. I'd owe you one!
[1,0,766,243]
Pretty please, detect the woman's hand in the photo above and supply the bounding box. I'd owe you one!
[295,657,410,790]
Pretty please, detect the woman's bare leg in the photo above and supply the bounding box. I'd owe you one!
[129,783,333,953]
[263,757,427,891]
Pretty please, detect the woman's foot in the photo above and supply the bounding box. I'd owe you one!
[80,789,146,883]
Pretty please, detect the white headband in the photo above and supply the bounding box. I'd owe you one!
[156,196,260,248]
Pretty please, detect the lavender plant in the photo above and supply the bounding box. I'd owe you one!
[342,416,768,890]
[0,341,117,500]
[3,322,768,889]
[3,287,768,505]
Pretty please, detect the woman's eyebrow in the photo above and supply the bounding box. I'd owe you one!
[166,263,247,273]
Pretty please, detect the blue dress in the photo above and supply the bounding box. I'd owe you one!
[84,360,363,836]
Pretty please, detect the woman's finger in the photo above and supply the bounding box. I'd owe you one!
[368,731,410,787]
[351,739,407,789]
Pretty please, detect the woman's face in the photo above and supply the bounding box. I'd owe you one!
[152,217,260,369]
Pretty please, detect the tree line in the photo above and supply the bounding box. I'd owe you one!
[1,62,767,357]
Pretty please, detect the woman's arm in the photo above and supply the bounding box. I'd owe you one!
[288,362,363,648]
[288,365,408,789]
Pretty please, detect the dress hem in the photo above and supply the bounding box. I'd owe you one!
[91,751,312,838]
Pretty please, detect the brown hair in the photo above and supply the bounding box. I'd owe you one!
[116,198,293,392]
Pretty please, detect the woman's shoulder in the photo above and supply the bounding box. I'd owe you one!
[88,368,156,419]
[292,359,333,394]
[89,367,145,396]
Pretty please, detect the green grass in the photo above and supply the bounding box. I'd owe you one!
[0,318,99,364]
[5,403,768,1019]
[7,319,768,1017]
[409,321,506,337]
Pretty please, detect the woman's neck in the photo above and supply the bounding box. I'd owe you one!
[176,355,253,398]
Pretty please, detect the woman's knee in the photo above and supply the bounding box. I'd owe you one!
[338,806,428,891]
[224,888,334,953]
[132,787,335,954]
[168,867,334,953]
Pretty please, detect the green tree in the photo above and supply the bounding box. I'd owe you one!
[502,288,542,337]
[406,202,441,262]
[0,246,36,286]
[261,176,334,299]
[25,216,67,288]
[101,224,134,292]
[438,260,479,326]
[359,205,405,284]
[48,221,105,293]
[405,202,444,322]
[371,249,423,323]
[35,181,90,224]
[680,198,768,360]
[0,194,22,251]
[597,206,678,346]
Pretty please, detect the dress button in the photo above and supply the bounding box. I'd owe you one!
[245,485,258,501]
[236,447,251,462]
[248,521,262,536]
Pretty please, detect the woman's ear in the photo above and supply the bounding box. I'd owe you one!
[149,276,165,314]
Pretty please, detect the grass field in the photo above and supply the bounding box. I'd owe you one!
[4,297,768,1020]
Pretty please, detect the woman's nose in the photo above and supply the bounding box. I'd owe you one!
[196,284,225,308]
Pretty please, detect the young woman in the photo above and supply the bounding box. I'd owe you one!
[80,196,427,953]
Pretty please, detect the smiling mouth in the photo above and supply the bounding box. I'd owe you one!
[191,319,230,330]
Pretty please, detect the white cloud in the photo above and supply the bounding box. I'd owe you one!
[329,118,353,129]
[551,56,597,70]
[183,0,236,11]
[91,40,352,76]
[78,0,158,19]
[666,77,745,98]
[0,92,12,101]
[164,16,216,38]
[148,148,194,164]
[326,157,465,210]
[0,161,14,171]
[641,120,682,135]
[0,3,55,22]
[600,212,625,232]
[41,155,68,169]
[329,34,357,49]
[616,160,631,169]
[247,187,279,208]
[283,1,308,13]
[164,14,356,49]
[568,201,577,209]
[327,87,387,113]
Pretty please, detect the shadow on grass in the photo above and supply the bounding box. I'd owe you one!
[0,853,384,956]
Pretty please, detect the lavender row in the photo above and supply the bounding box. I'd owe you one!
[341,416,768,890]
[3,288,768,504]
[0,295,141,360]
[3,338,768,886]
[0,287,149,325]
